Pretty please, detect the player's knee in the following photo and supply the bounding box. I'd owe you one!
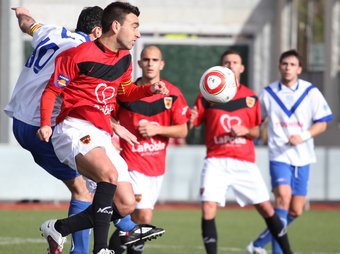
[115,197,136,216]
[97,166,118,184]
[289,208,303,218]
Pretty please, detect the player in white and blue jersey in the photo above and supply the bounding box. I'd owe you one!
[247,49,333,254]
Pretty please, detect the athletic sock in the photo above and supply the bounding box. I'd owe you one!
[55,205,94,236]
[68,200,92,254]
[92,182,117,253]
[114,215,137,232]
[108,229,127,254]
[265,212,293,254]
[127,240,145,254]
[271,208,288,254]
[253,228,271,248]
[201,218,217,254]
[253,211,297,249]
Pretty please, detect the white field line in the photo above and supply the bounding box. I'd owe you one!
[0,237,339,254]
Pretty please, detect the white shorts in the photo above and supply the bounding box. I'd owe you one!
[129,170,164,209]
[52,117,131,183]
[200,157,270,207]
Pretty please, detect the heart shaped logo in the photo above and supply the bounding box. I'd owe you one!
[95,83,115,105]
[220,114,241,133]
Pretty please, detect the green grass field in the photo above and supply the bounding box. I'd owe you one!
[0,207,339,253]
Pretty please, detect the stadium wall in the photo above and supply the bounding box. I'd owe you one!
[0,145,339,202]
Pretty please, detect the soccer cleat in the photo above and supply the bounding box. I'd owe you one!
[119,224,165,245]
[246,241,267,254]
[40,219,66,254]
[96,249,115,254]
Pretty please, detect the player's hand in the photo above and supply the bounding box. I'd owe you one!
[112,121,139,146]
[11,7,32,18]
[150,81,168,95]
[230,125,249,137]
[190,106,198,124]
[138,120,159,138]
[36,126,52,142]
[288,134,303,146]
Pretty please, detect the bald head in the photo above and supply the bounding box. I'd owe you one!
[140,45,163,59]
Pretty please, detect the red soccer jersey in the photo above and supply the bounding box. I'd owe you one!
[193,84,261,162]
[117,80,190,176]
[40,40,153,135]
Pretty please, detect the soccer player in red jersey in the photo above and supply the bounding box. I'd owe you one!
[108,45,190,254]
[37,3,168,254]
[189,50,294,254]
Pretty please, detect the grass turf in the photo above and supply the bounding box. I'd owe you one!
[0,207,339,253]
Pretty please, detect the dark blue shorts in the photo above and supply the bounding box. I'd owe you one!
[269,160,310,196]
[12,118,79,180]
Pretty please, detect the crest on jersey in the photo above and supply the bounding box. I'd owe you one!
[80,135,91,144]
[164,97,173,109]
[246,96,256,108]
[55,74,70,88]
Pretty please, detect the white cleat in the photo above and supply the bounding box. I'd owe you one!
[96,249,115,254]
[246,241,267,254]
[40,219,66,254]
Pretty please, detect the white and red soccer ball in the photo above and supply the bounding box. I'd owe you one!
[199,66,238,103]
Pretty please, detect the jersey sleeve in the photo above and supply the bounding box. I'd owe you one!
[170,87,190,125]
[31,25,56,48]
[40,49,79,126]
[310,87,333,122]
[117,63,153,101]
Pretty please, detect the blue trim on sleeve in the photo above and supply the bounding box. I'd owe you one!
[313,114,333,123]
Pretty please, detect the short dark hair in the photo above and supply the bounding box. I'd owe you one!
[101,1,140,33]
[220,49,242,65]
[279,49,302,66]
[75,6,103,34]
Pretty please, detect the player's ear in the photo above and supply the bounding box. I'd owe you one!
[159,60,165,71]
[138,60,142,68]
[297,66,302,75]
[240,64,245,74]
[111,20,120,34]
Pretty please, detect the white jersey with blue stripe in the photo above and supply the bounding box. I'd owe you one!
[260,79,333,166]
[4,24,89,126]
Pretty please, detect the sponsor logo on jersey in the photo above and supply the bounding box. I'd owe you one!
[213,135,246,145]
[94,83,115,115]
[80,135,91,144]
[55,74,70,88]
[132,141,166,153]
[182,106,189,116]
[246,96,256,108]
[220,114,241,133]
[215,114,246,145]
[164,97,173,109]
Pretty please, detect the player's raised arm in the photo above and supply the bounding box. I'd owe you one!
[11,7,37,35]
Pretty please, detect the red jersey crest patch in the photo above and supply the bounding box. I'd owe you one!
[164,97,173,109]
[246,96,256,108]
[80,135,91,144]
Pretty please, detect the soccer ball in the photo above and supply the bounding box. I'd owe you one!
[199,66,238,103]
